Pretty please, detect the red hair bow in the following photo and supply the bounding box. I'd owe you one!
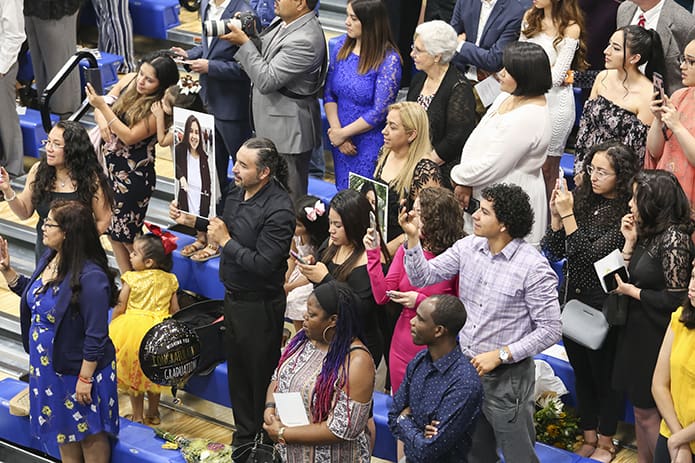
[144,222,178,255]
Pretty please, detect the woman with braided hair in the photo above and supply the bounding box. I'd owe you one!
[262,281,375,462]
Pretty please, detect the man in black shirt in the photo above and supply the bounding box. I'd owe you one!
[170,137,295,458]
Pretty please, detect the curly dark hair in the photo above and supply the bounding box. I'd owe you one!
[48,200,118,309]
[574,140,637,225]
[633,170,695,240]
[428,294,467,337]
[135,234,174,272]
[679,296,695,329]
[480,183,534,239]
[419,187,465,255]
[32,121,114,212]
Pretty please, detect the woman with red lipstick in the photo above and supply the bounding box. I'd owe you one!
[612,170,694,463]
[574,25,664,176]
[86,51,178,274]
[324,0,402,191]
[646,40,695,211]
[0,121,112,262]
[541,140,638,462]
[521,0,587,201]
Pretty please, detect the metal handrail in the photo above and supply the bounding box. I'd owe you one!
[39,51,100,132]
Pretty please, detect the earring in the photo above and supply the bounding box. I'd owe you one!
[322,325,335,343]
[500,226,506,232]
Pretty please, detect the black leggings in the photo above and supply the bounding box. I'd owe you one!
[654,434,695,463]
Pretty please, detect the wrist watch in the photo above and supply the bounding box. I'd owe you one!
[397,413,411,424]
[498,347,510,364]
[277,426,287,445]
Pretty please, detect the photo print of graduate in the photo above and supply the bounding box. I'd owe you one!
[173,107,217,218]
[349,172,389,239]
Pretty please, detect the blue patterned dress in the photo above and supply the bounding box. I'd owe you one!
[324,35,401,190]
[27,278,119,444]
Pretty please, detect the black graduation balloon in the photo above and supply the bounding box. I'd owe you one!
[139,319,201,387]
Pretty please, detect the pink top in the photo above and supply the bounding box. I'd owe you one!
[645,87,695,208]
[366,246,458,309]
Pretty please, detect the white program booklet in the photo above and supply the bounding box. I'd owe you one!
[273,392,310,427]
[474,74,501,107]
[593,249,629,293]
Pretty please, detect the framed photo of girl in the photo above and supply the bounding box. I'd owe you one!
[173,107,217,219]
[348,172,389,239]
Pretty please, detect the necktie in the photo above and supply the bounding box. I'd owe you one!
[638,14,646,28]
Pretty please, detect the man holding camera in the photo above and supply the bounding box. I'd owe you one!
[171,0,254,190]
[222,0,326,204]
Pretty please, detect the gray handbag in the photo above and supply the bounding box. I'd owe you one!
[561,299,609,350]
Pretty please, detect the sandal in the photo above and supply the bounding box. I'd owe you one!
[124,413,144,424]
[575,439,597,457]
[181,240,207,257]
[590,443,617,463]
[145,414,161,426]
[191,244,220,262]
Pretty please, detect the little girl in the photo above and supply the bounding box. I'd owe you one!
[150,75,204,148]
[109,226,180,425]
[284,196,329,332]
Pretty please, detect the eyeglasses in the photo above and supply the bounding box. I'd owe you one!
[585,164,616,180]
[410,44,427,55]
[41,140,64,150]
[678,55,695,67]
[42,221,60,229]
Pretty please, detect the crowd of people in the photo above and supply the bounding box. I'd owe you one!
[4,0,695,462]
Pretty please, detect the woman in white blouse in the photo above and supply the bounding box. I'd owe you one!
[521,0,586,200]
[451,41,552,247]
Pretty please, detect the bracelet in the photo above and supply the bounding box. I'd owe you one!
[107,117,117,127]
[6,272,19,288]
[264,401,276,409]
[5,190,16,202]
[277,426,287,445]
[560,213,574,220]
[78,375,93,384]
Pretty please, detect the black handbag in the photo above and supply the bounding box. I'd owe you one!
[232,433,282,463]
[602,292,628,326]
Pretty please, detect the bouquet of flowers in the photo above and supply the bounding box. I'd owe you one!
[533,392,580,451]
[154,429,233,462]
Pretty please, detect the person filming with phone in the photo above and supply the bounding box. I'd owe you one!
[541,141,638,462]
[646,39,695,210]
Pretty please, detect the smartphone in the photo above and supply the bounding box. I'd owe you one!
[289,250,308,265]
[557,167,565,192]
[653,72,665,102]
[464,197,480,215]
[369,211,376,230]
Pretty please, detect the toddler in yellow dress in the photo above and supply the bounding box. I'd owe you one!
[109,229,179,424]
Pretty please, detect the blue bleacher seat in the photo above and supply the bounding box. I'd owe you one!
[169,230,225,300]
[573,86,584,128]
[19,108,59,158]
[0,378,186,462]
[80,0,181,40]
[183,362,231,408]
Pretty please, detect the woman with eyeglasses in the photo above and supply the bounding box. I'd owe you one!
[612,170,694,463]
[0,121,113,262]
[0,201,120,463]
[541,141,638,462]
[574,26,665,177]
[645,40,695,210]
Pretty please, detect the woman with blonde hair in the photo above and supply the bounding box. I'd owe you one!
[521,0,587,200]
[86,51,179,273]
[373,101,442,255]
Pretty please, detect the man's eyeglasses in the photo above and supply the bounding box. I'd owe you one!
[585,164,616,180]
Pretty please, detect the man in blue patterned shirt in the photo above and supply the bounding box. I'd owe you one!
[388,294,483,463]
[402,183,562,463]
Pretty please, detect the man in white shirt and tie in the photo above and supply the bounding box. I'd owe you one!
[617,0,695,93]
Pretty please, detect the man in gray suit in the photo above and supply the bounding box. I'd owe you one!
[223,0,326,204]
[617,0,695,93]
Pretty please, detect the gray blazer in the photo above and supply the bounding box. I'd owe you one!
[617,0,695,94]
[234,12,326,154]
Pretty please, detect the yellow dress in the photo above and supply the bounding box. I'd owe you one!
[109,269,179,394]
[659,306,695,454]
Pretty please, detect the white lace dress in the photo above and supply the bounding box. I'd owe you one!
[522,31,578,157]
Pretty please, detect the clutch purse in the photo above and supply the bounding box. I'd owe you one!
[562,299,609,350]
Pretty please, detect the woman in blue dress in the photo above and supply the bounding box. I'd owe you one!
[0,200,119,463]
[324,0,402,190]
